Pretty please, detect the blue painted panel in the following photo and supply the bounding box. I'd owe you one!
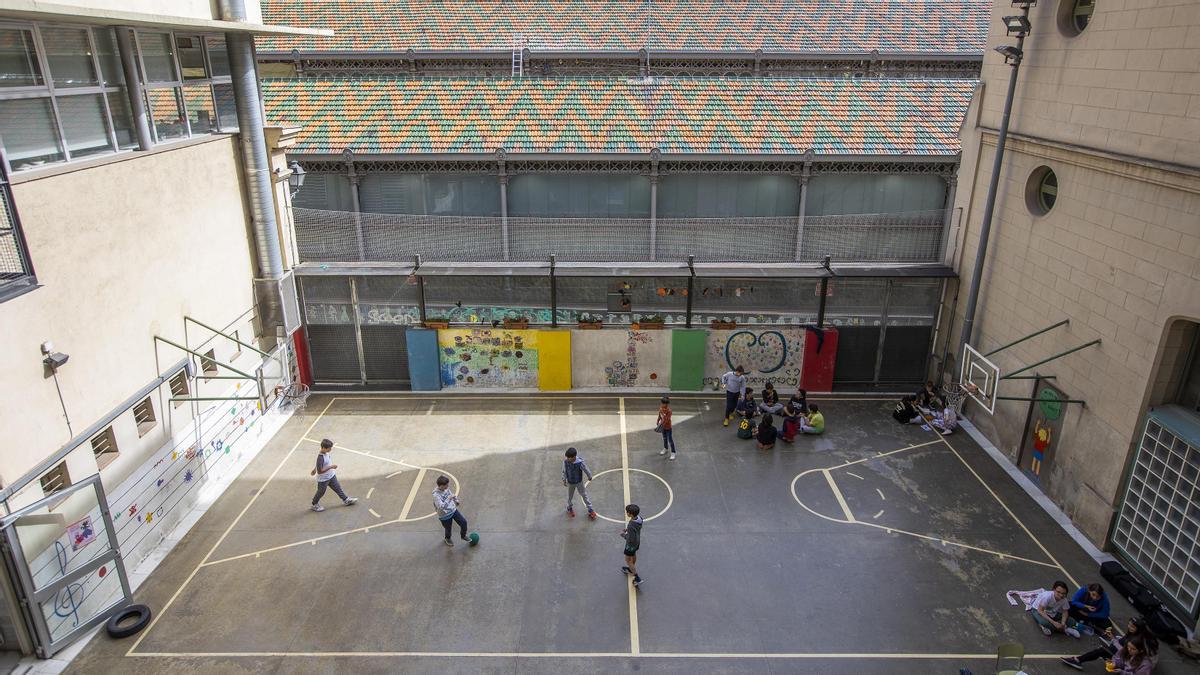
[406,329,442,391]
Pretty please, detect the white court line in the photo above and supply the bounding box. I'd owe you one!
[873,510,885,520]
[822,470,855,523]
[425,401,436,416]
[128,398,337,655]
[398,468,428,520]
[875,489,886,501]
[368,509,382,519]
[845,471,864,480]
[126,650,1081,660]
[618,397,640,656]
[366,487,376,500]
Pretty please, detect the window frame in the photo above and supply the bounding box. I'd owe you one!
[133,30,234,142]
[89,425,120,470]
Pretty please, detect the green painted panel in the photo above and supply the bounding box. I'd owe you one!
[671,330,708,391]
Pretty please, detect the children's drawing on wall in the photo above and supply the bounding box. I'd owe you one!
[439,329,539,388]
[1019,383,1067,487]
[68,516,97,552]
[702,329,804,391]
[606,331,655,386]
[571,328,672,388]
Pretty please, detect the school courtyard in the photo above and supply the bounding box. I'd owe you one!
[64,394,1193,673]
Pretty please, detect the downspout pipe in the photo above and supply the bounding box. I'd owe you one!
[220,0,284,281]
[959,7,1030,361]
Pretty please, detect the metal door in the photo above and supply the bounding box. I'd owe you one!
[0,474,131,658]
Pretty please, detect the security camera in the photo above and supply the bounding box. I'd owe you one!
[43,352,69,370]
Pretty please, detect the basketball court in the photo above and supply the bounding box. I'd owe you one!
[64,393,1191,674]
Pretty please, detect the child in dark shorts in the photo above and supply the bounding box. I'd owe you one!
[621,504,643,588]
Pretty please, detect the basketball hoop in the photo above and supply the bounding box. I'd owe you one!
[944,383,973,413]
[276,382,310,411]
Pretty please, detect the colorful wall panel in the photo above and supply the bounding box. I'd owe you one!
[438,328,540,388]
[702,328,805,394]
[405,329,441,391]
[571,329,672,388]
[670,330,707,391]
[537,330,572,390]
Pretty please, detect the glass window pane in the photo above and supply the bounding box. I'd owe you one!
[175,35,206,79]
[692,277,818,325]
[137,32,177,83]
[0,98,64,168]
[58,93,112,157]
[106,90,136,149]
[39,27,98,88]
[212,82,237,131]
[91,27,123,86]
[206,35,229,77]
[423,276,552,323]
[556,276,688,324]
[145,87,187,140]
[0,28,44,87]
[183,84,215,133]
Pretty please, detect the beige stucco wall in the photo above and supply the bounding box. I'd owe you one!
[0,137,260,501]
[948,1,1200,545]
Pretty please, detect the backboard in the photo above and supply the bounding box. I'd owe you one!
[960,343,1000,415]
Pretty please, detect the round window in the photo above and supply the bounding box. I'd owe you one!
[1026,167,1058,216]
[1058,0,1095,37]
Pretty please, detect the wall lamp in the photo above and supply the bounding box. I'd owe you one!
[1003,15,1031,37]
[41,341,69,373]
[287,160,306,197]
[994,45,1024,65]
[1010,0,1037,7]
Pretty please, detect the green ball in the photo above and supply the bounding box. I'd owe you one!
[468,531,480,546]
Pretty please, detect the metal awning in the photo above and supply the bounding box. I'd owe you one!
[0,1,333,36]
[292,260,956,279]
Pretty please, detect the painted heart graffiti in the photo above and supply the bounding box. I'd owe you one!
[725,330,788,374]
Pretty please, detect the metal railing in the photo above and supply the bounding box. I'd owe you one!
[292,208,946,264]
[0,165,37,301]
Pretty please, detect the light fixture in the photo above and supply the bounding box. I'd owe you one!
[287,161,306,194]
[994,45,1024,65]
[1003,15,1031,37]
[1010,0,1037,8]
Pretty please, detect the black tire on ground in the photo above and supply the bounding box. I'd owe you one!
[105,604,152,639]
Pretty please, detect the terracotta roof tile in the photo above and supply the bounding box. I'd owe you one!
[263,76,974,156]
[259,0,989,54]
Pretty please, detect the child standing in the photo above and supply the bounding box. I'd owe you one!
[310,438,358,512]
[621,504,643,587]
[657,397,676,460]
[562,447,597,519]
[720,366,747,426]
[433,475,470,546]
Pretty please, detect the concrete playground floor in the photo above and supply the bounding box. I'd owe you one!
[67,395,1193,674]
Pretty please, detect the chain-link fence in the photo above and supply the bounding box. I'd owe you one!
[1,174,36,297]
[292,207,946,264]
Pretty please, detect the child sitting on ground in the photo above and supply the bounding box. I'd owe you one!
[736,389,758,440]
[931,400,958,436]
[780,402,801,442]
[800,404,825,435]
[893,395,922,425]
[756,414,778,449]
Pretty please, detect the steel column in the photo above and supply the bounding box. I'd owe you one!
[114,27,152,150]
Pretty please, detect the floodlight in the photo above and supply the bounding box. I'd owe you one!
[1003,15,1031,37]
[1010,0,1037,8]
[994,45,1024,64]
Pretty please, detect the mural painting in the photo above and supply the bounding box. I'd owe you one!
[702,328,805,393]
[1019,380,1068,486]
[439,329,540,388]
[571,329,672,388]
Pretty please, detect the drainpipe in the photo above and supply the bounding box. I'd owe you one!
[114,27,152,150]
[959,5,1030,358]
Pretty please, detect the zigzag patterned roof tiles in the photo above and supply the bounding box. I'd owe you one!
[258,0,990,54]
[262,77,975,156]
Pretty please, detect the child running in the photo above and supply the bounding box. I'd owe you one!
[621,504,644,587]
[562,447,597,519]
[310,438,358,512]
[657,396,676,460]
[433,475,470,546]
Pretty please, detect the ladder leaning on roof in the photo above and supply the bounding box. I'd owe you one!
[511,35,523,77]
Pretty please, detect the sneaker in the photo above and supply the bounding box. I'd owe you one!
[588,510,597,520]
[1041,625,1052,636]
[311,504,325,512]
[659,448,667,456]
[461,534,471,542]
[669,452,676,461]
[941,429,953,436]
[567,506,575,518]
[1059,657,1083,670]
[632,577,642,587]
[444,538,454,547]
[344,497,358,505]
[621,566,631,575]
[723,417,730,427]
[1065,627,1081,638]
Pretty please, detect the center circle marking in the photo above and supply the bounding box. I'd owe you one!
[585,468,674,523]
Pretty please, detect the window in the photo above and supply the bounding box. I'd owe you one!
[231,329,243,359]
[133,395,156,436]
[1025,166,1058,216]
[169,370,190,407]
[0,24,132,171]
[1059,0,1095,37]
[134,31,236,142]
[200,348,218,377]
[40,461,71,499]
[90,425,119,469]
[1,170,37,302]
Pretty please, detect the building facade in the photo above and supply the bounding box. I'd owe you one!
[945,0,1200,625]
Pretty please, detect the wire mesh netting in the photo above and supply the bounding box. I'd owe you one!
[293,208,946,264]
[1,179,35,293]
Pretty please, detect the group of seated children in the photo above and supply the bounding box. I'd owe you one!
[893,380,958,435]
[735,382,824,449]
[1026,579,1159,674]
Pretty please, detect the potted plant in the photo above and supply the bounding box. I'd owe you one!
[711,319,738,329]
[503,316,530,329]
[577,313,603,329]
[632,314,665,330]
[423,317,449,329]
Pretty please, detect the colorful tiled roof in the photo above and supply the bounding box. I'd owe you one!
[258,0,990,55]
[262,77,975,156]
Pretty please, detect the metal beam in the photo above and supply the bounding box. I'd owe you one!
[985,319,1069,357]
[1002,340,1101,380]
[184,315,270,357]
[153,335,256,379]
[170,397,262,402]
[997,395,1086,406]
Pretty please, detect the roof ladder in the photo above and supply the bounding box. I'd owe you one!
[511,36,523,77]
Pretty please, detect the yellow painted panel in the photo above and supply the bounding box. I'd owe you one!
[537,330,572,391]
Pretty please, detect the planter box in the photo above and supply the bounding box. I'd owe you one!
[503,319,530,329]
[711,321,738,329]
[633,322,665,330]
[577,322,603,330]
[422,320,449,329]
